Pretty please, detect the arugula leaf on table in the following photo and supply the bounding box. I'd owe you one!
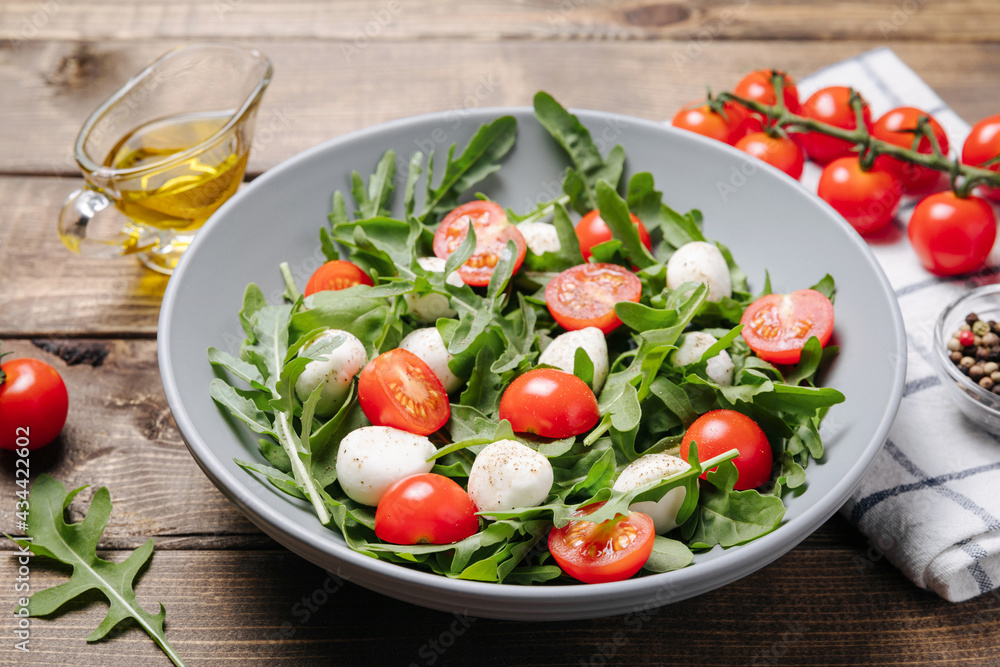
[6,475,187,667]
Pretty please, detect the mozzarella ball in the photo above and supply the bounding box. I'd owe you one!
[673,331,734,386]
[516,221,561,255]
[612,453,691,533]
[294,329,368,416]
[398,327,462,393]
[404,257,464,322]
[537,327,610,394]
[467,439,554,514]
[666,242,732,302]
[335,426,436,506]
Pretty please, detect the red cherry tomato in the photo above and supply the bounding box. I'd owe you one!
[547,502,655,584]
[817,157,902,235]
[575,210,652,261]
[498,368,599,439]
[907,192,997,276]
[0,356,69,450]
[871,107,949,193]
[672,101,748,145]
[798,87,873,164]
[733,69,802,133]
[304,260,373,296]
[679,410,772,491]
[962,113,1000,201]
[545,263,642,335]
[740,289,835,365]
[358,348,450,436]
[375,473,480,545]
[432,200,527,287]
[735,132,805,179]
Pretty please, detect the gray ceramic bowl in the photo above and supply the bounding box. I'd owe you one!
[158,107,906,620]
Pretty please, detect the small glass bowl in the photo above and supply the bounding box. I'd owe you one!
[934,284,1000,435]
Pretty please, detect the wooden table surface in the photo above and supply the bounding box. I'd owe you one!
[3,2,1000,665]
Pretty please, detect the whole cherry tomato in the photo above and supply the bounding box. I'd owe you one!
[907,192,997,276]
[547,502,655,584]
[0,354,69,450]
[575,210,652,261]
[962,113,1000,201]
[672,101,748,145]
[817,157,902,235]
[735,132,805,179]
[375,473,480,545]
[679,410,772,491]
[733,69,802,133]
[304,260,373,296]
[871,107,949,194]
[498,368,600,439]
[798,87,873,164]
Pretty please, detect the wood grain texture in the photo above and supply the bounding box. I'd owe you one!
[1,39,998,176]
[1,0,998,43]
[2,536,1000,666]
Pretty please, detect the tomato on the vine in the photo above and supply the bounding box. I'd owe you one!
[735,132,805,179]
[375,473,480,545]
[871,107,949,193]
[358,348,450,436]
[304,260,373,296]
[545,263,642,334]
[498,368,599,439]
[817,157,902,235]
[672,100,748,144]
[733,69,801,133]
[433,200,527,287]
[679,410,772,491]
[740,289,835,365]
[0,354,69,450]
[547,502,655,584]
[907,191,997,276]
[575,210,652,261]
[962,113,1000,201]
[797,87,873,164]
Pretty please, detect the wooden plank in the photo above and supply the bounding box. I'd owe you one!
[1,0,999,43]
[1,39,999,177]
[2,543,1000,666]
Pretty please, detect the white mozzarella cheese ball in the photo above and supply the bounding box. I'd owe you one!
[673,331,734,386]
[294,329,368,416]
[612,453,691,533]
[516,221,562,255]
[537,327,610,393]
[404,257,464,322]
[665,242,732,302]
[398,327,462,394]
[335,426,436,506]
[467,440,554,514]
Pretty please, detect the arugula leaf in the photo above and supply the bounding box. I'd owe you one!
[682,461,786,549]
[521,203,585,272]
[595,180,657,269]
[7,475,187,666]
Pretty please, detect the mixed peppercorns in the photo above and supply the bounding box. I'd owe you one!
[947,312,1000,393]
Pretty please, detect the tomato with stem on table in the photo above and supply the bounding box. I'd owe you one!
[433,200,527,287]
[545,263,642,335]
[797,87,873,164]
[548,502,655,584]
[739,289,835,366]
[907,191,997,276]
[962,113,1000,201]
[672,100,749,145]
[304,260,373,296]
[817,156,902,235]
[358,348,450,436]
[375,473,479,545]
[499,368,600,439]
[575,210,652,261]
[735,131,805,179]
[0,353,68,450]
[733,69,802,133]
[871,107,949,193]
[679,410,772,491]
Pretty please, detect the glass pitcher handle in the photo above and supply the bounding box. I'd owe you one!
[57,187,159,257]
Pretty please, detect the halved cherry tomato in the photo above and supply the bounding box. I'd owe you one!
[432,200,527,287]
[548,502,655,584]
[304,260,373,296]
[735,132,805,179]
[358,348,450,436]
[798,87,873,164]
[679,410,772,491]
[375,473,479,545]
[817,157,902,235]
[907,191,997,276]
[499,368,599,439]
[733,69,801,133]
[871,107,949,193]
[0,355,69,450]
[672,100,748,145]
[739,289,835,365]
[962,113,1000,201]
[545,263,642,335]
[576,210,652,261]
